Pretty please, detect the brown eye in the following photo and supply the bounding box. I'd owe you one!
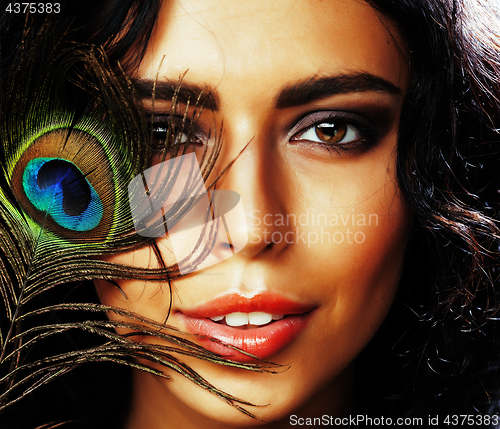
[292,121,361,145]
[150,122,188,147]
[147,116,198,164]
[315,122,347,144]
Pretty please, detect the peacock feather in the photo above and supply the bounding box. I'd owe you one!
[0,20,278,423]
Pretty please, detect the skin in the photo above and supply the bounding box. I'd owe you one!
[95,0,411,427]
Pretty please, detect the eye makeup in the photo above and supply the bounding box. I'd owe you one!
[286,109,385,157]
[143,93,399,162]
[288,110,381,155]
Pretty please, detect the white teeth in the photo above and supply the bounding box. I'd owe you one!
[210,315,224,322]
[248,312,272,325]
[225,312,249,327]
[210,312,285,326]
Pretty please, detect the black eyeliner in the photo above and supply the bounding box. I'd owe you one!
[288,110,383,155]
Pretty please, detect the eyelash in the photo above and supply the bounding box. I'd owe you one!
[147,111,378,158]
[289,112,378,155]
[147,115,202,153]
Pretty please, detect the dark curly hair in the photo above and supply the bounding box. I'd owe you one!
[357,0,500,418]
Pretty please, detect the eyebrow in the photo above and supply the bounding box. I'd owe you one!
[275,73,402,109]
[132,72,401,112]
[131,79,220,110]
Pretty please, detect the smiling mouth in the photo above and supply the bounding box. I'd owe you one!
[177,292,315,362]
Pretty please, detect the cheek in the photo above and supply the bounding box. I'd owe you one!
[289,156,410,359]
[293,134,408,281]
[94,238,177,316]
[94,265,173,329]
[326,210,408,346]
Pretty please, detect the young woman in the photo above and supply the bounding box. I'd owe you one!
[0,0,499,427]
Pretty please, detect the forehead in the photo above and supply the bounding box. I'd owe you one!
[137,0,409,97]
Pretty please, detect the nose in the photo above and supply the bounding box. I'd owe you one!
[146,112,294,274]
[212,117,292,260]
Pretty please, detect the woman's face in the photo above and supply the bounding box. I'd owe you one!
[96,0,410,426]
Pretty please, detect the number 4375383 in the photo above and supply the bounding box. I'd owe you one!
[5,3,60,13]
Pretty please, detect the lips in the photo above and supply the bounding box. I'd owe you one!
[177,292,315,362]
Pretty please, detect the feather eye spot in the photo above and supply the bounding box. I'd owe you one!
[23,158,103,231]
[37,159,92,216]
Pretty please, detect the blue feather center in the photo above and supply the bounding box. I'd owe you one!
[23,158,103,231]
